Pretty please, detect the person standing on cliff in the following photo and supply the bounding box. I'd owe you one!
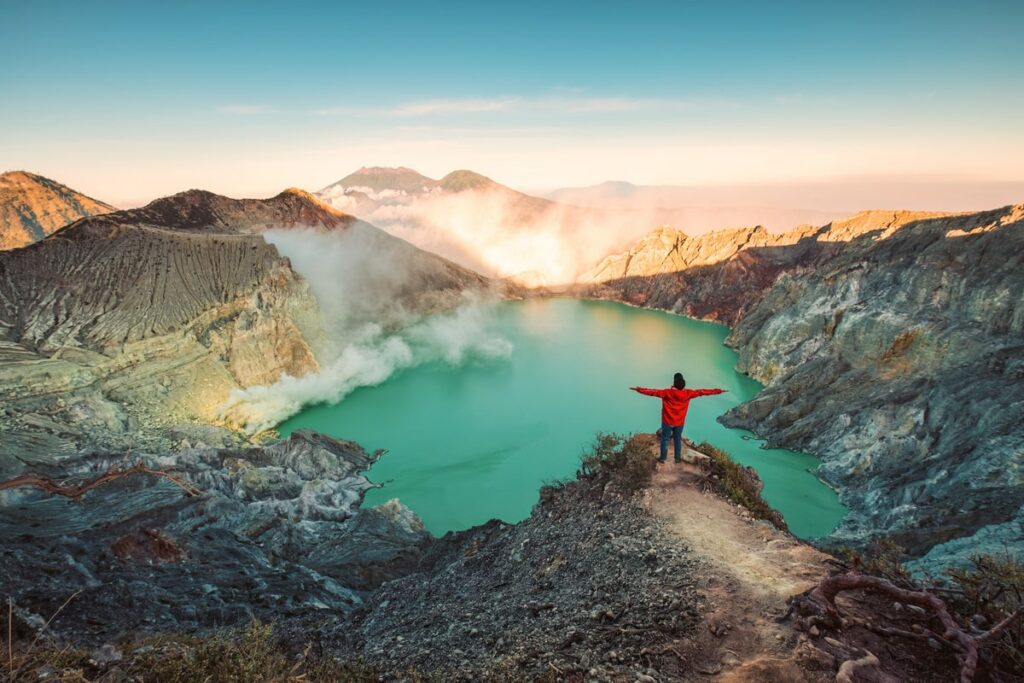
[630,373,725,463]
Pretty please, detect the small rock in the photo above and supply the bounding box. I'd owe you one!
[708,621,729,637]
[824,636,844,648]
[88,644,122,667]
[697,662,722,675]
[808,625,820,637]
[927,637,942,651]
[720,652,741,666]
[795,640,837,671]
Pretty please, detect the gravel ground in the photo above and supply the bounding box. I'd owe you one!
[319,461,705,682]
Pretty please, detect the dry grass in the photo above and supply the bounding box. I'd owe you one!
[947,552,1024,675]
[579,432,657,493]
[1,621,386,683]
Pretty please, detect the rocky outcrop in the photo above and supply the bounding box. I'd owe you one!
[579,224,819,324]
[0,430,429,645]
[578,206,1024,568]
[0,188,491,459]
[0,171,115,250]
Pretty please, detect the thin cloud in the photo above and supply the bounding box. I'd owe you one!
[218,104,274,115]
[387,96,691,116]
[552,97,691,113]
[308,95,694,119]
[391,97,520,116]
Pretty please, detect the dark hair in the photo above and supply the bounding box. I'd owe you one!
[673,372,686,389]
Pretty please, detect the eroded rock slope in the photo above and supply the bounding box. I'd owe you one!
[0,188,490,465]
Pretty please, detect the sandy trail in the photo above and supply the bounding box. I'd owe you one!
[645,448,833,682]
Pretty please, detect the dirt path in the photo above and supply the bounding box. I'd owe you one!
[645,448,833,682]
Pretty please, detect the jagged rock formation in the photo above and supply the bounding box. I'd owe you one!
[578,206,1024,568]
[579,224,821,324]
[0,188,491,461]
[0,171,115,250]
[0,430,429,645]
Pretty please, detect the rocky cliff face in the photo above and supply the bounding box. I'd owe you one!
[578,206,1024,568]
[0,188,491,459]
[0,171,115,250]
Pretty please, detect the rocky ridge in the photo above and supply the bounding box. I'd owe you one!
[578,205,1024,569]
[0,187,492,470]
[0,171,115,250]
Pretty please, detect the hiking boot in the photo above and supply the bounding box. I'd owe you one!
[674,458,683,464]
[656,457,666,464]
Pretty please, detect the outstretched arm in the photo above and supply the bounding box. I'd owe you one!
[630,386,670,398]
[689,388,726,398]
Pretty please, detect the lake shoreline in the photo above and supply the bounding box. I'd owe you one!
[280,299,847,539]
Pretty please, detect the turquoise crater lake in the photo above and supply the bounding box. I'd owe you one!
[280,299,846,539]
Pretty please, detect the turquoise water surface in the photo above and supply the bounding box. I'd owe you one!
[279,299,845,538]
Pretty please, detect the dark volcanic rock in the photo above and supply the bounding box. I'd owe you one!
[0,430,429,645]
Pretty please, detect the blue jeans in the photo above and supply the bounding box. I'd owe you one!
[660,423,683,461]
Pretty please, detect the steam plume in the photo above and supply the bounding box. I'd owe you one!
[218,226,511,432]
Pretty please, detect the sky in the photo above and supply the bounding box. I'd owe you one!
[1,0,1023,207]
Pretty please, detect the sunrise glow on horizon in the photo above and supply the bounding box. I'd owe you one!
[2,0,1022,208]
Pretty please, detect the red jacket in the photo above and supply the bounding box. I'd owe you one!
[632,387,725,427]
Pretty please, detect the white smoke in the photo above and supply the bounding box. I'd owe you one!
[218,226,512,433]
[327,187,660,287]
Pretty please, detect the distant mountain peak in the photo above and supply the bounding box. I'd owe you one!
[597,180,639,190]
[324,167,439,194]
[352,166,423,176]
[0,171,115,249]
[439,170,500,193]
